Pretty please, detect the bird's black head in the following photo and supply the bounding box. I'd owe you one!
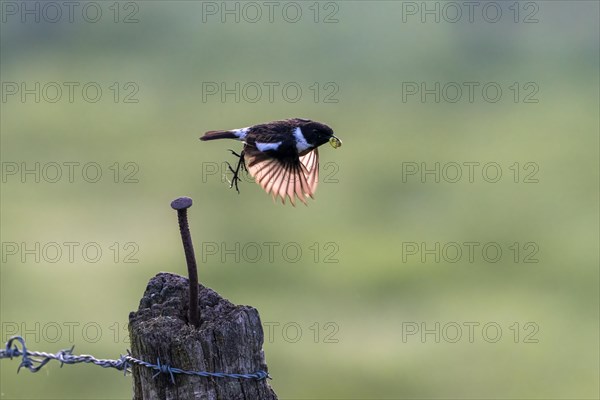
[298,119,340,149]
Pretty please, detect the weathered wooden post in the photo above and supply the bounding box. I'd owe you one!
[128,197,278,400]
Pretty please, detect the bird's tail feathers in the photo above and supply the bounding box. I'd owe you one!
[200,130,238,141]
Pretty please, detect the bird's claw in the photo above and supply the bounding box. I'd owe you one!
[228,149,242,158]
[225,150,245,194]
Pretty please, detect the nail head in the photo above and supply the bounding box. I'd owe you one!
[171,197,193,210]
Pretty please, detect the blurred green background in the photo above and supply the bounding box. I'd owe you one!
[1,1,598,399]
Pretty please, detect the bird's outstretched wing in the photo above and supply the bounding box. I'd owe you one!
[244,147,319,206]
[299,147,319,195]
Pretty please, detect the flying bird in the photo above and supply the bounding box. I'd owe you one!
[200,118,342,205]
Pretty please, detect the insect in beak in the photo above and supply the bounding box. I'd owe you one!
[329,136,342,149]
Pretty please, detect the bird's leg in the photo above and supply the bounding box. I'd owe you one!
[225,149,246,194]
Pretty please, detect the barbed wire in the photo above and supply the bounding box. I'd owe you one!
[1,336,270,383]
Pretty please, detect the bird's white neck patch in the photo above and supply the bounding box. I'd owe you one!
[232,127,249,140]
[256,141,282,152]
[293,127,311,153]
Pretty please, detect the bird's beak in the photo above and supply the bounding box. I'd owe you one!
[329,135,342,149]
